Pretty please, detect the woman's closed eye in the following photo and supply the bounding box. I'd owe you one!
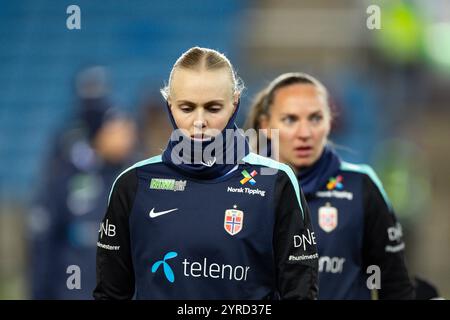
[206,105,223,113]
[179,105,195,113]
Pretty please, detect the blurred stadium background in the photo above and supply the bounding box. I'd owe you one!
[0,0,449,299]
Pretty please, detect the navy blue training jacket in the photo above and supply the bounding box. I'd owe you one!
[94,153,319,299]
[299,147,414,299]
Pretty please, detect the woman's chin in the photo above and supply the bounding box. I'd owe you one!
[292,157,314,169]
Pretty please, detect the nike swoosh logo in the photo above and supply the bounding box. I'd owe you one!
[149,208,178,218]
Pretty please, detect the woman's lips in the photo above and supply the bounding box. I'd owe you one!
[294,146,313,157]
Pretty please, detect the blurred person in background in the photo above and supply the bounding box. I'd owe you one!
[137,96,172,157]
[27,66,138,299]
[245,72,414,299]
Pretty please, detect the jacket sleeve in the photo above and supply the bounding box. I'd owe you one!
[361,172,415,299]
[273,170,319,300]
[93,169,137,300]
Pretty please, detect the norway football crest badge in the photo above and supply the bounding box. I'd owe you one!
[318,202,338,233]
[224,206,244,236]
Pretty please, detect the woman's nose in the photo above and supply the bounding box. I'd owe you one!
[194,120,205,129]
[193,111,206,129]
[296,123,312,139]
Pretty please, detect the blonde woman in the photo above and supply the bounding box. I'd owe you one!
[94,49,318,300]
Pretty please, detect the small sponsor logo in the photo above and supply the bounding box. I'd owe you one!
[182,258,250,281]
[149,208,178,218]
[327,175,344,190]
[99,219,116,239]
[385,223,405,252]
[316,190,353,201]
[240,170,257,185]
[227,186,266,197]
[151,252,178,283]
[319,256,346,273]
[150,178,186,192]
[385,242,405,253]
[151,252,251,283]
[97,242,120,251]
[293,229,317,251]
[387,223,403,242]
[289,253,319,261]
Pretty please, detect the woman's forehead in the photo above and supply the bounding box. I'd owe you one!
[170,68,233,102]
[272,84,328,112]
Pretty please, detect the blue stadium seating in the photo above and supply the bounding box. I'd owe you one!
[0,0,245,201]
